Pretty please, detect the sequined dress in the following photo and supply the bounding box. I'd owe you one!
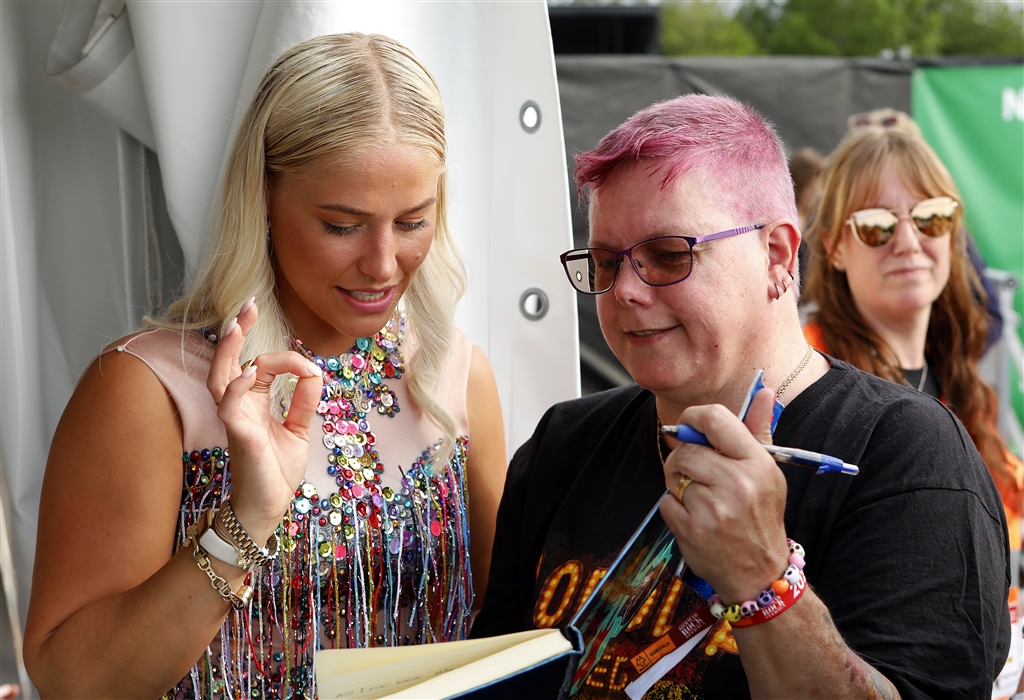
[103,314,474,699]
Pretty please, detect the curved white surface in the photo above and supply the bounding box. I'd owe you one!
[126,0,263,268]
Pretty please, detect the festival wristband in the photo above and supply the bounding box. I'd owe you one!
[730,569,806,627]
[621,606,717,700]
[709,539,807,627]
[624,607,716,682]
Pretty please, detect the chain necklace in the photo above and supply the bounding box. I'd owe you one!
[776,345,815,400]
[656,417,667,467]
[656,345,815,467]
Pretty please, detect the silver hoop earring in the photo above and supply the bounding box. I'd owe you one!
[773,282,782,299]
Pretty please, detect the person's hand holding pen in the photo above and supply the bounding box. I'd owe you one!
[660,426,858,475]
[659,387,791,607]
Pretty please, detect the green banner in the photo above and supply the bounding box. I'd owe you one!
[913,64,1024,433]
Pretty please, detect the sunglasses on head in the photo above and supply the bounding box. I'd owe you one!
[851,114,901,128]
[847,196,958,247]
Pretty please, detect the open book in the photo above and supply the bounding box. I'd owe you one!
[316,500,680,699]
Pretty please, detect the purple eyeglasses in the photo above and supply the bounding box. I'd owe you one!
[559,224,764,294]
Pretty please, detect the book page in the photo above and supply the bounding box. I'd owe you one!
[317,628,565,699]
[317,640,449,679]
[381,628,574,699]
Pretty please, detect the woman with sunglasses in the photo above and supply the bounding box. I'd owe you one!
[803,126,1023,691]
[23,33,507,699]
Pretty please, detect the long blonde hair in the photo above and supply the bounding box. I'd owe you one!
[149,33,467,463]
[804,127,1019,514]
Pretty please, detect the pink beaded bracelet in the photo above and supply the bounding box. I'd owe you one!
[708,539,806,627]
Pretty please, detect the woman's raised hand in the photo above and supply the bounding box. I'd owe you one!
[206,299,323,543]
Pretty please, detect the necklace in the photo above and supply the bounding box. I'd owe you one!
[905,363,928,392]
[777,345,814,399]
[656,417,667,467]
[290,313,407,530]
[656,345,815,459]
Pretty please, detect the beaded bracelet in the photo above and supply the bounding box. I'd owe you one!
[708,539,806,628]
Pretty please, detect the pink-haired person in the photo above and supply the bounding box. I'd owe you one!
[471,95,1010,699]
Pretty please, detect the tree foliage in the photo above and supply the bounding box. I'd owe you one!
[661,0,1024,57]
[661,1,762,55]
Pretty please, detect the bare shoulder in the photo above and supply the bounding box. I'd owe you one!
[73,344,185,443]
[27,349,186,639]
[55,348,185,478]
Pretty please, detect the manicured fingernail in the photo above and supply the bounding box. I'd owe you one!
[240,296,256,315]
[307,361,322,376]
[242,364,257,378]
[224,317,238,337]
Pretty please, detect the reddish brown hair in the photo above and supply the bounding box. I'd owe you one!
[804,127,1019,514]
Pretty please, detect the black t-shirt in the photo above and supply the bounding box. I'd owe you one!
[472,358,1010,699]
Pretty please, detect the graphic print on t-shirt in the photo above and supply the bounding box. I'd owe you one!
[532,539,747,699]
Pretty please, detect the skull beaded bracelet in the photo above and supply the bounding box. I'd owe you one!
[708,539,806,627]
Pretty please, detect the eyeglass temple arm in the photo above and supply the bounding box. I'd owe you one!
[693,224,764,244]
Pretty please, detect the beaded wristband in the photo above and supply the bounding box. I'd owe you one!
[708,539,806,627]
[730,569,806,628]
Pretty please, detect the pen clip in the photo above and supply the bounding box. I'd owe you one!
[738,369,783,433]
[737,370,764,421]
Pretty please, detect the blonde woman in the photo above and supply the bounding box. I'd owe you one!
[24,33,507,698]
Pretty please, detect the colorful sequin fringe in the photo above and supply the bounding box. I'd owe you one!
[168,315,473,698]
[171,439,472,699]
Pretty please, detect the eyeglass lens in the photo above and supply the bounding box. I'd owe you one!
[850,196,957,247]
[562,237,694,293]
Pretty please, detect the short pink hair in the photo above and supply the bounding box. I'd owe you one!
[574,94,799,226]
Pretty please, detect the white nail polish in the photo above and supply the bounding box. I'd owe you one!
[242,364,257,378]
[224,317,238,337]
[308,361,322,376]
[240,296,256,315]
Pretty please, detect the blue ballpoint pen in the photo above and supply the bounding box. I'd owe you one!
[660,424,860,476]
